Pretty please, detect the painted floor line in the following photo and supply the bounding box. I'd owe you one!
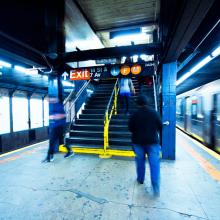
[0,140,48,158]
[177,128,220,161]
[0,146,46,164]
[182,144,220,182]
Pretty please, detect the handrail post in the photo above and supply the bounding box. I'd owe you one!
[104,110,109,151]
[114,86,117,115]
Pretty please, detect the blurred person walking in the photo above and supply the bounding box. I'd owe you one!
[119,76,135,114]
[42,97,73,162]
[128,95,162,196]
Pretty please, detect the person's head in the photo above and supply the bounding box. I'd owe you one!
[136,95,149,107]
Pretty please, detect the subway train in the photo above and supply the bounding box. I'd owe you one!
[176,79,220,153]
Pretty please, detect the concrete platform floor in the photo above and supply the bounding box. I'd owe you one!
[0,129,220,220]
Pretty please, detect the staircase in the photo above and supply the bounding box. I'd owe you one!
[66,79,116,148]
[108,78,156,151]
[66,77,156,154]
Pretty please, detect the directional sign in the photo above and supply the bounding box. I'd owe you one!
[62,72,69,80]
[70,68,90,80]
[69,62,154,81]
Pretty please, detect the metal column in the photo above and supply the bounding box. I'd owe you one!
[48,75,64,153]
[162,62,177,160]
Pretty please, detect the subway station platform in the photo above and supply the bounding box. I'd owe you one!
[0,129,220,220]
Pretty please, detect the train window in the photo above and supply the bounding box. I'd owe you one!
[197,96,203,118]
[216,94,220,121]
[30,96,43,129]
[13,94,29,132]
[43,97,49,126]
[176,99,183,114]
[192,104,197,116]
[0,90,10,134]
[186,98,191,115]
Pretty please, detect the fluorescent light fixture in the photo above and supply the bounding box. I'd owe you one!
[189,55,212,74]
[176,55,213,86]
[177,45,220,86]
[133,55,138,62]
[211,46,220,57]
[121,56,127,63]
[62,80,75,87]
[111,33,150,45]
[15,65,38,75]
[0,60,12,68]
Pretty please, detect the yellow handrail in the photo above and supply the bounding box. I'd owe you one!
[103,80,119,152]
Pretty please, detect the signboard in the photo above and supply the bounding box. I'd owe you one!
[96,58,117,64]
[63,62,154,81]
[70,68,90,80]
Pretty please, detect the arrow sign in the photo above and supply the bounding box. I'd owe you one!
[62,72,69,80]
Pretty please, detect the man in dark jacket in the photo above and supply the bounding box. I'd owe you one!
[42,97,73,162]
[128,95,162,196]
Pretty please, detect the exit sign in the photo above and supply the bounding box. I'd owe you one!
[70,69,91,80]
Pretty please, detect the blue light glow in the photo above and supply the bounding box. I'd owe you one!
[0,60,12,68]
[176,44,220,86]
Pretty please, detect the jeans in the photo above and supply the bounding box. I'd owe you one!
[120,93,130,113]
[48,125,71,156]
[133,143,161,193]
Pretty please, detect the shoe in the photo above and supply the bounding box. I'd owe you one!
[153,186,160,197]
[137,179,144,184]
[64,151,74,159]
[42,154,54,163]
[153,190,160,197]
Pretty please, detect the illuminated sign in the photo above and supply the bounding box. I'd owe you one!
[110,66,120,76]
[120,65,131,75]
[131,64,141,75]
[68,62,154,80]
[70,68,90,80]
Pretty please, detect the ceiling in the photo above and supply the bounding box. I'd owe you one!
[0,0,219,95]
[75,0,159,31]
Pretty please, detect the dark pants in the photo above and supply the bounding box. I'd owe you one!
[133,144,161,193]
[120,94,130,113]
[48,125,71,155]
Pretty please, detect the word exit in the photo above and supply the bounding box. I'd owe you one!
[70,69,91,80]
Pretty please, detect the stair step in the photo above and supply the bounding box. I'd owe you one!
[70,130,103,138]
[109,145,133,151]
[69,143,103,149]
[66,137,103,145]
[75,119,104,125]
[82,109,106,114]
[72,124,103,131]
[85,105,107,110]
[79,114,104,119]
[109,138,131,146]
[109,125,128,132]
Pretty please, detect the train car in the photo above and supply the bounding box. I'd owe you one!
[176,79,220,153]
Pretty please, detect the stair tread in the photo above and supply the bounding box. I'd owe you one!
[68,137,103,141]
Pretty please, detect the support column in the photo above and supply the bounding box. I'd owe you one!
[162,62,177,160]
[9,91,13,133]
[48,74,64,153]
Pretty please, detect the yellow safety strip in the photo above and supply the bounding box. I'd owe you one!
[0,140,48,158]
[0,145,46,164]
[182,144,220,183]
[176,126,220,161]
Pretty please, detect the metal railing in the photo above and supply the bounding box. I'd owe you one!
[103,79,119,151]
[65,80,91,125]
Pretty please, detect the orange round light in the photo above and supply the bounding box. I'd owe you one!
[131,64,142,75]
[120,65,130,75]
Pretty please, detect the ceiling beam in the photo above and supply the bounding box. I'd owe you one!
[96,21,157,33]
[59,43,161,63]
[0,31,48,67]
[162,0,215,62]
